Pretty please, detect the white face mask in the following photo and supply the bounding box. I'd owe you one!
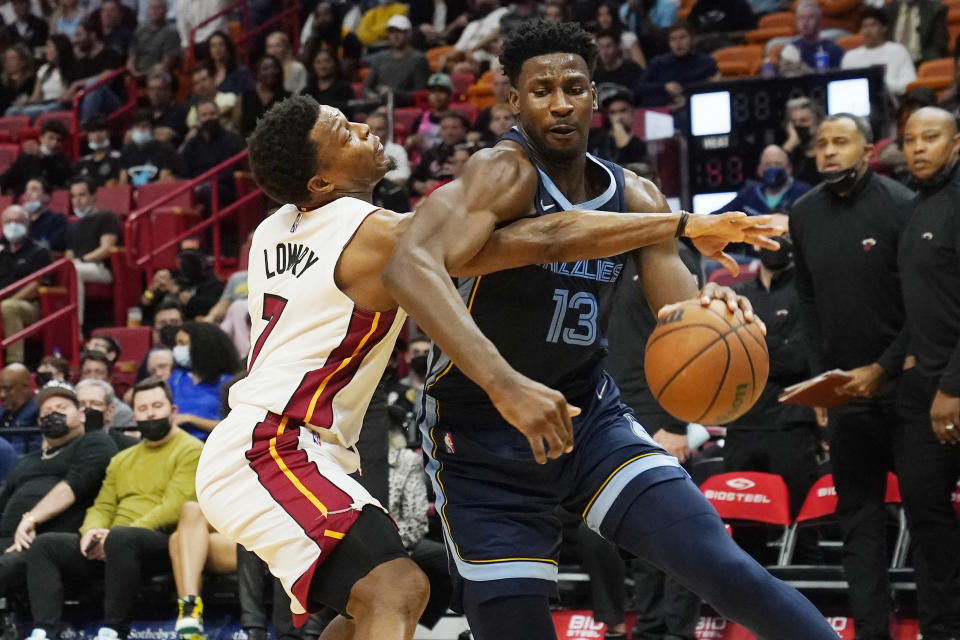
[39,144,52,156]
[3,221,27,242]
[173,344,191,369]
[131,130,153,146]
[23,200,41,214]
[73,206,92,217]
[88,140,110,152]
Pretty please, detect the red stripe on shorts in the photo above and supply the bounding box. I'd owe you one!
[245,414,362,618]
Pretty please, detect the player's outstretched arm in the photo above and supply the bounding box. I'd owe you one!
[381,147,578,464]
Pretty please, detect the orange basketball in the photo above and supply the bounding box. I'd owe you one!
[644,299,769,425]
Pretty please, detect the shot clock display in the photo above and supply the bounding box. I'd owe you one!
[684,66,887,211]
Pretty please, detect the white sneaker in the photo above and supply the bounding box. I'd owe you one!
[26,629,46,640]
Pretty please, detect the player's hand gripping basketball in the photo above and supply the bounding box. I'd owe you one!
[684,212,785,277]
[488,373,581,464]
[658,282,767,335]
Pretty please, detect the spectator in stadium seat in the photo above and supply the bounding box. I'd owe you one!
[592,30,642,102]
[0,382,116,597]
[144,299,182,349]
[363,14,430,105]
[168,321,238,441]
[35,355,70,387]
[365,113,410,186]
[78,350,137,430]
[778,1,845,76]
[174,0,227,51]
[714,145,811,218]
[146,347,174,381]
[85,334,120,368]
[49,0,84,40]
[264,31,305,95]
[639,22,718,110]
[180,100,244,210]
[65,176,120,329]
[409,0,468,49]
[0,44,36,115]
[98,0,132,57]
[725,214,820,563]
[73,116,122,188]
[185,63,238,131]
[408,110,468,197]
[238,55,290,138]
[590,84,647,166]
[205,30,253,96]
[842,9,916,100]
[0,205,51,363]
[453,0,508,65]
[145,70,188,145]
[4,0,48,50]
[472,102,514,147]
[23,178,67,252]
[203,270,246,324]
[885,0,947,65]
[75,378,138,446]
[593,2,647,68]
[782,96,824,187]
[118,109,180,186]
[790,113,915,640]
[299,2,362,81]
[25,376,202,640]
[0,121,71,197]
[6,35,75,120]
[300,47,354,120]
[141,239,223,321]
[127,0,180,76]
[65,17,126,121]
[422,141,475,197]
[0,363,37,429]
[407,73,455,153]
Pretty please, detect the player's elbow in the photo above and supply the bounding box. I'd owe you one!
[381,241,428,291]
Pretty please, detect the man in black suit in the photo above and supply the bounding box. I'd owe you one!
[5,0,48,49]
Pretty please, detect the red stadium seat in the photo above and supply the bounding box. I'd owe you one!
[700,471,793,565]
[91,325,152,372]
[85,247,145,327]
[49,189,70,215]
[35,110,77,134]
[0,116,30,141]
[136,180,193,208]
[392,107,423,141]
[449,102,478,125]
[0,194,13,211]
[96,185,133,217]
[449,72,475,101]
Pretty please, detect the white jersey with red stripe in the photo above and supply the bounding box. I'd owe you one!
[228,197,406,466]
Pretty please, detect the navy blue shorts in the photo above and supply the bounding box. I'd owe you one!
[419,371,688,600]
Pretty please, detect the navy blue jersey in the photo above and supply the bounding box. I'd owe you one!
[425,129,631,412]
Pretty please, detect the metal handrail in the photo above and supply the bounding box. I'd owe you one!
[70,68,139,158]
[0,258,79,367]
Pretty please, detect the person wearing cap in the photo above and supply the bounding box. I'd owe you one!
[842,9,916,99]
[0,381,116,598]
[589,84,648,167]
[25,376,202,640]
[407,73,455,153]
[362,13,430,105]
[138,238,224,321]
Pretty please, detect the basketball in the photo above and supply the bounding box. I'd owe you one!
[644,299,769,425]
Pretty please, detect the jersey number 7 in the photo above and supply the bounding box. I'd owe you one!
[248,293,289,371]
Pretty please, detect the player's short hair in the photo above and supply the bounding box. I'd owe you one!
[499,20,597,87]
[247,95,321,206]
[39,355,70,378]
[80,349,112,372]
[131,376,173,405]
[822,112,873,144]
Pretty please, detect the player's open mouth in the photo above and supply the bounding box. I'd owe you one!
[549,125,576,136]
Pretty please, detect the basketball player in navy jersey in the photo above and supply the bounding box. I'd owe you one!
[382,21,838,640]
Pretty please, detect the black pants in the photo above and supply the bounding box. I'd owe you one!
[723,425,821,564]
[27,528,170,638]
[571,522,626,627]
[236,546,300,640]
[828,393,899,640]
[0,537,27,598]
[895,369,960,639]
[631,561,700,640]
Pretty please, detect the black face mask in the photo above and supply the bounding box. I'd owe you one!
[409,354,428,378]
[84,407,104,432]
[759,237,793,271]
[137,417,171,441]
[158,324,181,348]
[819,166,860,195]
[201,119,221,137]
[795,126,813,145]
[39,411,70,439]
[34,371,53,387]
[178,253,204,282]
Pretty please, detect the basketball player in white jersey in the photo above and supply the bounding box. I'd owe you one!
[195,95,780,640]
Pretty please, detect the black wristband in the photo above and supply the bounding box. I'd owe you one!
[675,211,689,238]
